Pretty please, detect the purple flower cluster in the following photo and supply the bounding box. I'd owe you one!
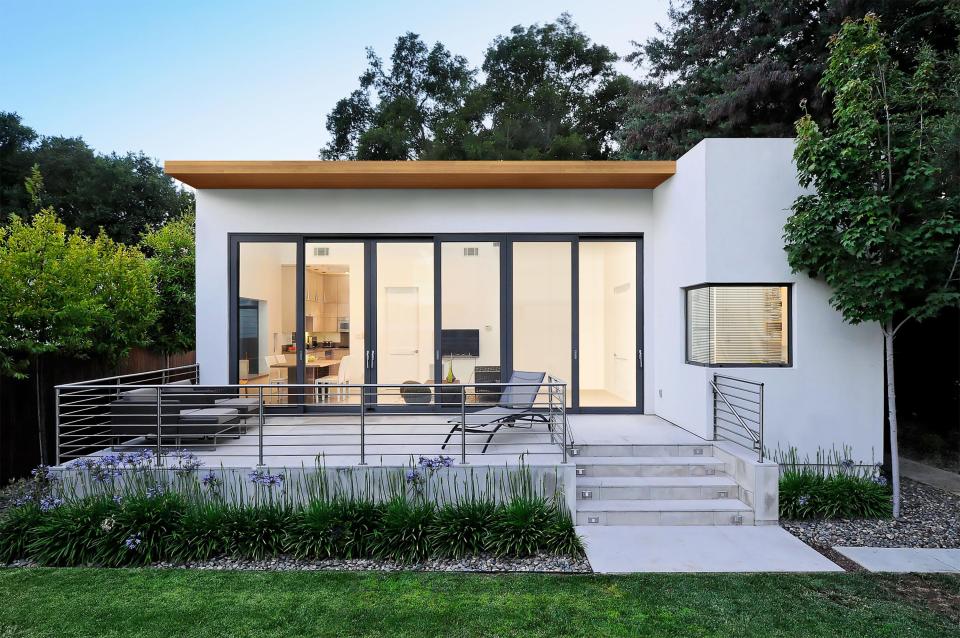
[67,450,158,483]
[124,534,142,551]
[39,496,64,512]
[405,469,422,485]
[248,469,284,488]
[168,449,204,476]
[872,475,888,486]
[417,455,455,470]
[145,484,165,499]
[797,495,810,507]
[200,472,222,490]
[30,465,59,485]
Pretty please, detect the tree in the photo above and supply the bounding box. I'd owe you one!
[320,15,630,160]
[0,112,195,244]
[619,0,959,160]
[321,34,476,160]
[0,209,157,463]
[141,214,196,359]
[784,14,960,516]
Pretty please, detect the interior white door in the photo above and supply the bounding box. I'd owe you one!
[383,286,421,382]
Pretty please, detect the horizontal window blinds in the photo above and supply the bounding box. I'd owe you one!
[686,286,789,365]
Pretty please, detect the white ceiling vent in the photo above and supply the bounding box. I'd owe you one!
[313,247,330,257]
[463,247,480,257]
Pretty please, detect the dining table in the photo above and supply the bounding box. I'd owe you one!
[270,351,346,404]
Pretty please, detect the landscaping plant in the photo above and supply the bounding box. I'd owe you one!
[0,454,583,567]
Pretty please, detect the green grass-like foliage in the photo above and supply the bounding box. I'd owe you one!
[780,471,892,519]
[0,461,583,566]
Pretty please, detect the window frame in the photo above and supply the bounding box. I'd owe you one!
[683,282,793,368]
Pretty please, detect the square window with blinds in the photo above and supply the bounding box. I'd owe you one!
[685,285,790,366]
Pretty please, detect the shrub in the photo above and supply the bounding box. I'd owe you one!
[486,498,552,557]
[27,497,118,566]
[371,499,436,563]
[780,470,892,519]
[170,503,230,563]
[96,492,187,566]
[221,504,291,561]
[542,507,584,557]
[0,503,41,563]
[429,500,495,559]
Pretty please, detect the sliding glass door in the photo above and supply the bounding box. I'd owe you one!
[232,235,643,413]
[371,242,435,405]
[235,239,301,406]
[577,240,640,410]
[511,241,573,407]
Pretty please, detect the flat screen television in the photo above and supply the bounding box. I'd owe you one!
[441,329,480,357]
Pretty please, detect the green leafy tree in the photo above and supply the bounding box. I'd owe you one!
[321,34,476,160]
[784,15,960,516]
[619,0,958,160]
[0,209,157,463]
[321,14,630,160]
[141,214,196,359]
[0,112,195,244]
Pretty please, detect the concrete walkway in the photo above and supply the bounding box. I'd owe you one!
[901,458,960,495]
[578,525,842,573]
[835,547,960,573]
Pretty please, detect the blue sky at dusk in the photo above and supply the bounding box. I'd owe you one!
[1,1,669,160]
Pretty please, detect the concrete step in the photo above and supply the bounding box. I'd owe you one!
[576,498,754,526]
[575,456,726,478]
[570,444,713,458]
[575,475,740,501]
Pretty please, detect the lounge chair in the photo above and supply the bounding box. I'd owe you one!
[440,370,550,454]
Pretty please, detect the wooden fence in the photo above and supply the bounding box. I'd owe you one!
[0,349,195,483]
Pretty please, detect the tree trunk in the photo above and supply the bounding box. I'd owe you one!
[883,321,901,518]
[34,354,48,466]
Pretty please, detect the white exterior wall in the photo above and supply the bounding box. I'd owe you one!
[195,188,658,412]
[194,138,884,462]
[651,139,884,462]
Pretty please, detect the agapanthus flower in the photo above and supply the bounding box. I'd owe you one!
[405,469,422,484]
[100,517,116,532]
[201,472,222,489]
[112,494,123,505]
[872,475,888,487]
[124,534,142,551]
[38,496,64,512]
[798,495,810,507]
[839,458,855,471]
[145,484,165,499]
[248,469,284,488]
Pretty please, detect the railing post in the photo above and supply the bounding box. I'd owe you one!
[54,387,61,466]
[460,384,468,464]
[758,383,765,464]
[155,386,163,465]
[359,385,367,465]
[257,385,265,467]
[712,373,718,441]
[561,385,567,464]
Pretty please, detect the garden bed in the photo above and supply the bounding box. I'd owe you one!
[782,478,960,549]
[0,453,584,570]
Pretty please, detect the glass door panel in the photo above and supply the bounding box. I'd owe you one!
[578,241,638,408]
[512,242,572,407]
[305,242,365,405]
[375,242,435,405]
[441,241,501,406]
[237,241,299,405]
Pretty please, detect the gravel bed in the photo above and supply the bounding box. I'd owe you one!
[5,553,591,573]
[782,478,960,549]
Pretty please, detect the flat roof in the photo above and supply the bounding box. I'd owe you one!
[163,160,676,189]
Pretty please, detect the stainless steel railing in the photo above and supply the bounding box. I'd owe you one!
[709,373,764,463]
[55,369,568,467]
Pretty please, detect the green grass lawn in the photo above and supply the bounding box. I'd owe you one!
[0,569,958,638]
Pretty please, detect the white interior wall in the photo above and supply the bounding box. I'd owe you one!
[441,241,500,382]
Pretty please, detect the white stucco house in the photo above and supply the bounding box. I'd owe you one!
[61,137,882,526]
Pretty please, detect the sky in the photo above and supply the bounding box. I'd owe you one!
[0,0,670,161]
